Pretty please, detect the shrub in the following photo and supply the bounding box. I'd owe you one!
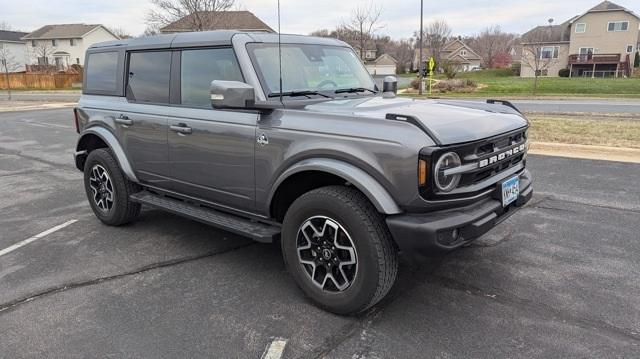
[558,68,570,77]
[432,79,477,93]
[410,78,422,90]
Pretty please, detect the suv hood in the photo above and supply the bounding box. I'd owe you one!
[305,96,528,145]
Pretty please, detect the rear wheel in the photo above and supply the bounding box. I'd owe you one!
[84,148,141,226]
[281,186,398,315]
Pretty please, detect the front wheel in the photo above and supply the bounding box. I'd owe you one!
[281,186,398,315]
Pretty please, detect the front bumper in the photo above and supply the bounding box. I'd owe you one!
[386,169,533,258]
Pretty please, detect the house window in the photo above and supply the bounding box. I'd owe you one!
[52,39,57,46]
[76,58,80,65]
[460,50,467,56]
[31,40,36,47]
[540,46,559,59]
[70,39,76,46]
[575,23,586,33]
[627,45,634,53]
[607,21,629,32]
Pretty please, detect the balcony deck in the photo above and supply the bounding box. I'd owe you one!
[568,54,621,65]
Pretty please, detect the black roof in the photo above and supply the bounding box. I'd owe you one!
[0,30,29,42]
[88,30,346,51]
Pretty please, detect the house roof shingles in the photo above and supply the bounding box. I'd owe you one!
[0,30,29,42]
[521,20,572,44]
[22,24,107,39]
[588,0,625,12]
[160,11,274,33]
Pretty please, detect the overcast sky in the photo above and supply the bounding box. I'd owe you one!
[2,0,638,38]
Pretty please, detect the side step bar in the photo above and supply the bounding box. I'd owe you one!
[130,191,280,243]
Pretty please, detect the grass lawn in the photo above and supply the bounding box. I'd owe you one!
[402,69,640,98]
[529,114,640,149]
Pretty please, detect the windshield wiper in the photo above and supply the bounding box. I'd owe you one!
[334,87,378,94]
[268,91,333,99]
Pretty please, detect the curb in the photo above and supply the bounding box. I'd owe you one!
[0,103,77,113]
[529,142,640,163]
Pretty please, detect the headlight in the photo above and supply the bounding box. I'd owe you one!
[434,152,461,192]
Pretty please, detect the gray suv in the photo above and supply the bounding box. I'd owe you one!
[74,31,532,314]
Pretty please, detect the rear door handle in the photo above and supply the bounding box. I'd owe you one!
[170,124,192,135]
[115,115,133,126]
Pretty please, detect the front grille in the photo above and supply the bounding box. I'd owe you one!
[419,128,528,201]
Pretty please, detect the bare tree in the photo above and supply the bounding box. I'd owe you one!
[108,26,131,39]
[28,41,54,67]
[344,1,384,60]
[0,21,12,31]
[386,39,414,73]
[415,19,451,71]
[466,25,517,68]
[520,20,560,94]
[146,0,236,32]
[0,47,22,100]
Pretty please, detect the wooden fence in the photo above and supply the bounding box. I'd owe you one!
[0,73,82,90]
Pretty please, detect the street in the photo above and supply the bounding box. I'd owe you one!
[0,108,639,358]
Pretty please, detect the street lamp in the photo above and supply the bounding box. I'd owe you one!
[418,0,424,95]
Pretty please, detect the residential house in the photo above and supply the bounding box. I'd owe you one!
[365,53,398,76]
[413,39,483,72]
[21,24,119,71]
[519,1,639,78]
[159,11,274,33]
[0,30,28,72]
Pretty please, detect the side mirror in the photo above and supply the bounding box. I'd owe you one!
[210,80,255,109]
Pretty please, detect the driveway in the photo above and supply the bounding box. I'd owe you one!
[0,108,639,358]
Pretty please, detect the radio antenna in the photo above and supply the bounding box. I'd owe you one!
[277,0,283,105]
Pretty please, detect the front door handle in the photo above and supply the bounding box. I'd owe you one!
[170,124,192,135]
[115,115,133,126]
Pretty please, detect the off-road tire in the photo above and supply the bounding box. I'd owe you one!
[84,148,141,226]
[281,185,398,315]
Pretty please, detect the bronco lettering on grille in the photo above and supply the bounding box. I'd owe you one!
[478,144,526,168]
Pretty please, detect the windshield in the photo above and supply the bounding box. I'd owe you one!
[247,43,377,98]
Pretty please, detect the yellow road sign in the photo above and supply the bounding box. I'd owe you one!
[428,57,435,72]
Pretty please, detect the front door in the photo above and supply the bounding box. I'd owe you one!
[168,109,257,211]
[167,47,256,212]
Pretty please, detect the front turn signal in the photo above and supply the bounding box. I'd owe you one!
[418,159,428,186]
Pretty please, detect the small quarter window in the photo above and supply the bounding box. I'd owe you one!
[85,51,119,93]
[127,51,171,103]
[180,48,243,107]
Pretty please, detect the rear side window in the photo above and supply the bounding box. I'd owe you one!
[180,48,243,107]
[127,51,171,103]
[85,52,118,93]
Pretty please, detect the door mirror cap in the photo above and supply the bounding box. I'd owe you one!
[210,80,256,109]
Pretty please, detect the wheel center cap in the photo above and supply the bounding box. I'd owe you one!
[322,249,332,260]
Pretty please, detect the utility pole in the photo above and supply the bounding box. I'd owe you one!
[418,0,424,95]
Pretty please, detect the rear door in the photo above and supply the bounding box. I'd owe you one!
[167,47,257,212]
[117,50,172,186]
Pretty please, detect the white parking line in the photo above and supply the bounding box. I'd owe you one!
[261,338,288,359]
[0,219,78,258]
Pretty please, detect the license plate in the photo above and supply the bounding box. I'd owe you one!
[501,176,520,207]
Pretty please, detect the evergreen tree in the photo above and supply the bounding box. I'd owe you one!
[635,52,640,68]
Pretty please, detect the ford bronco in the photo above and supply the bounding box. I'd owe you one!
[74,31,532,314]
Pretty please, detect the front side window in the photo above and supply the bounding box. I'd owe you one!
[180,48,243,107]
[247,43,376,98]
[127,51,171,103]
[540,46,559,59]
[575,23,586,33]
[85,51,118,93]
[608,21,629,32]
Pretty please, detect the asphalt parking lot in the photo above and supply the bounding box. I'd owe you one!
[1,108,639,358]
